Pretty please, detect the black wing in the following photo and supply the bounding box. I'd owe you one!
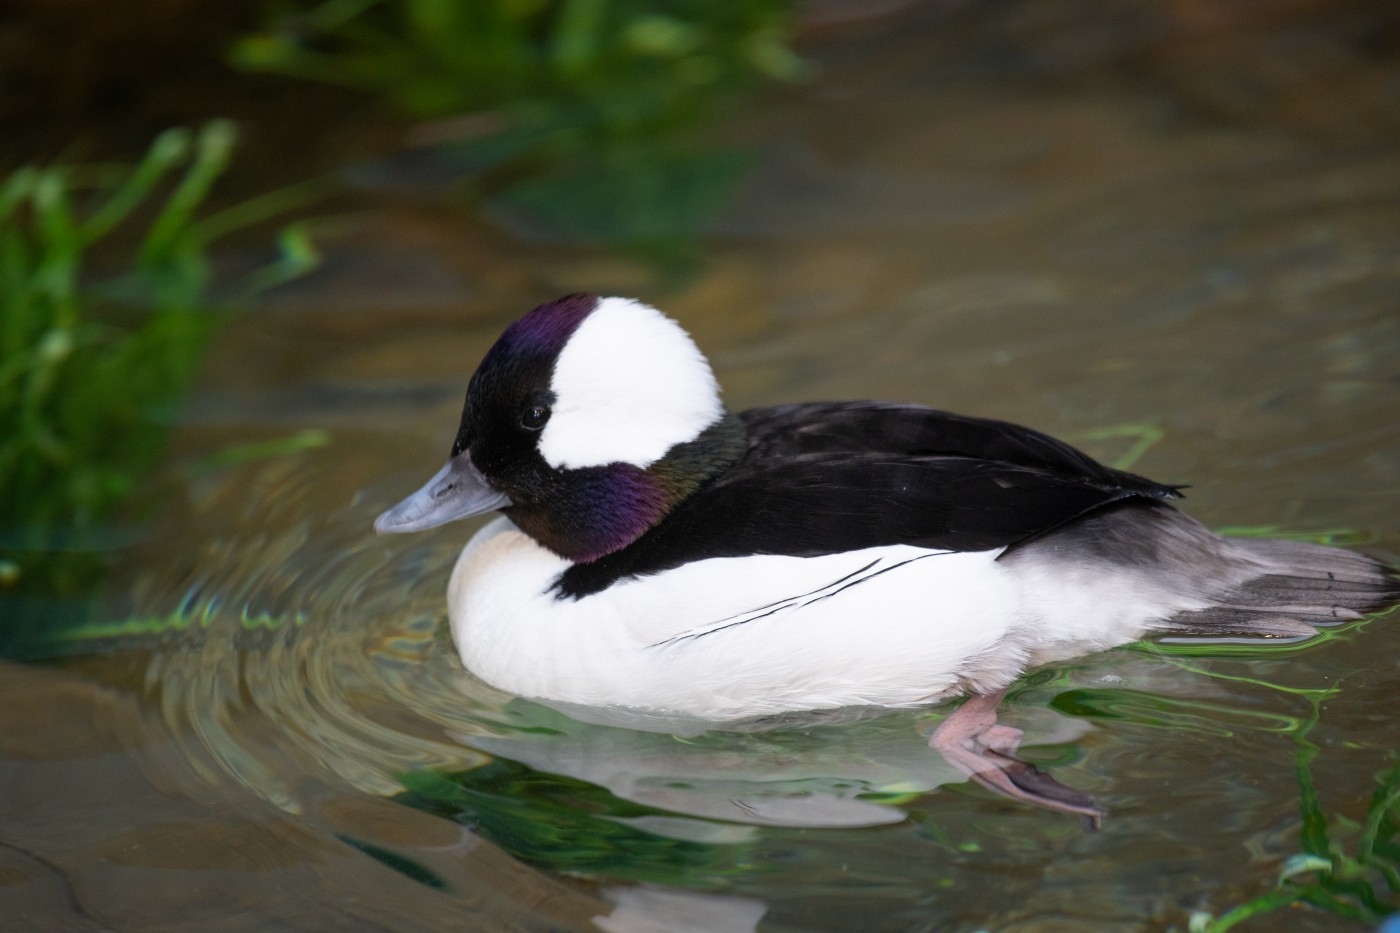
[739,402,1173,491]
[557,402,1181,598]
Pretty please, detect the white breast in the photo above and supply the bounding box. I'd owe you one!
[446,517,1205,721]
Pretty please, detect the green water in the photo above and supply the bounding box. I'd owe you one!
[2,2,1399,930]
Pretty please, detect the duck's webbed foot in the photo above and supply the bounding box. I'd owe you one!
[929,689,1105,828]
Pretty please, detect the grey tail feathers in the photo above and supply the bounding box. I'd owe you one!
[1016,499,1400,641]
[1160,535,1400,640]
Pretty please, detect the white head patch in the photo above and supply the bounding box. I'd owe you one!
[539,297,723,470]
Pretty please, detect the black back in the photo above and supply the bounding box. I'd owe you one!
[557,402,1181,598]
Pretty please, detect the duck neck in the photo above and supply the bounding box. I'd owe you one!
[507,411,747,563]
[649,409,747,503]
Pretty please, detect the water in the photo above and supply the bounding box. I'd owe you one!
[4,3,1400,930]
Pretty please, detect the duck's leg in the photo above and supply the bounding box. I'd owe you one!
[929,689,1105,826]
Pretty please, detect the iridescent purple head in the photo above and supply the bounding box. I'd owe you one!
[461,295,596,432]
[377,295,741,563]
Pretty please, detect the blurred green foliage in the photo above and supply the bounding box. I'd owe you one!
[233,0,802,120]
[0,121,318,657]
[233,0,802,255]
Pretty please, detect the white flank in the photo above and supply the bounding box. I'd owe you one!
[446,518,1213,721]
[538,297,723,470]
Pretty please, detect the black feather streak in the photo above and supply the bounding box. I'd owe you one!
[649,552,945,648]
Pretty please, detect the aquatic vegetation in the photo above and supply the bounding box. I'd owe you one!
[0,122,319,657]
[1030,589,1400,929]
[397,760,751,886]
[233,0,802,254]
[1070,651,1400,929]
[234,0,802,120]
[1189,700,1400,930]
[1071,422,1165,472]
[1105,623,1400,929]
[336,835,449,889]
[60,603,307,643]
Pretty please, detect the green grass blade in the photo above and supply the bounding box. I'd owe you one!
[231,222,322,296]
[78,127,190,244]
[0,167,38,225]
[140,121,236,269]
[191,177,326,243]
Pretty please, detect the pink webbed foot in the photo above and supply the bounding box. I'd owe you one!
[929,689,1105,828]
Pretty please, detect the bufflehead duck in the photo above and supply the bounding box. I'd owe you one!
[376,294,1398,818]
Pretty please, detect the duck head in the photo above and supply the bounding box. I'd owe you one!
[374,295,745,562]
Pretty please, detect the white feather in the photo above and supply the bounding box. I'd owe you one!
[447,517,1212,721]
[538,297,723,470]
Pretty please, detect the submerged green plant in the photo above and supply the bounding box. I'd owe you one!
[1071,422,1165,472]
[1090,623,1400,930]
[0,122,318,657]
[233,0,802,255]
[1189,701,1400,930]
[397,760,750,885]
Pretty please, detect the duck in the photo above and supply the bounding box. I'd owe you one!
[376,294,1399,818]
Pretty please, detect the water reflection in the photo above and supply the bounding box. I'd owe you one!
[4,0,1400,929]
[124,453,1092,836]
[595,885,767,933]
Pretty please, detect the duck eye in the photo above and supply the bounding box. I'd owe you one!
[520,405,550,431]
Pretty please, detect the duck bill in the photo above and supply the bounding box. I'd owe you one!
[374,455,512,534]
